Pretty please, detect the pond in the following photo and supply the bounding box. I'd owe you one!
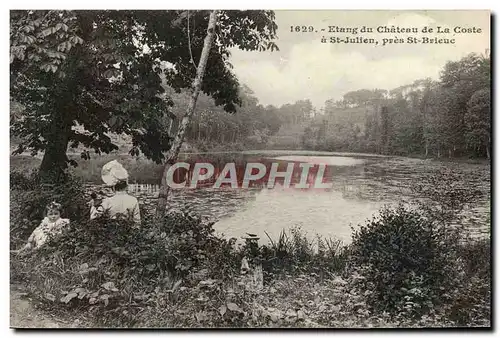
[90,151,491,245]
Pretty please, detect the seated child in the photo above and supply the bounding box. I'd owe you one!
[13,201,70,253]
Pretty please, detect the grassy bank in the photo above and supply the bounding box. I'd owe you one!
[10,212,490,328]
[9,172,491,328]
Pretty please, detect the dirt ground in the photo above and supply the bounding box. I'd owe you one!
[10,284,79,329]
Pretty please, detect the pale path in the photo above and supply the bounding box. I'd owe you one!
[10,284,79,329]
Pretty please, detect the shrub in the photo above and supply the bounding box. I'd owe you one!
[347,205,465,319]
[443,239,491,326]
[344,168,490,325]
[12,207,353,327]
[10,205,244,327]
[10,171,88,248]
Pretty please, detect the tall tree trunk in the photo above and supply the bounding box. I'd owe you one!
[156,10,219,216]
[39,113,72,181]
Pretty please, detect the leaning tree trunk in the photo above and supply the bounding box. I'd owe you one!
[156,10,219,217]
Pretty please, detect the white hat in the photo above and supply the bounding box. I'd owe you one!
[101,160,129,186]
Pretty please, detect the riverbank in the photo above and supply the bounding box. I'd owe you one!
[9,148,490,185]
[10,170,491,328]
[10,215,491,328]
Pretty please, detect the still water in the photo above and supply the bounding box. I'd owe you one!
[117,152,491,245]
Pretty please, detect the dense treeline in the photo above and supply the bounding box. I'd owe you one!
[162,82,317,150]
[164,85,279,149]
[302,52,491,158]
[167,52,490,159]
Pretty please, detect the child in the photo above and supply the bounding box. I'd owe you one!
[12,201,70,254]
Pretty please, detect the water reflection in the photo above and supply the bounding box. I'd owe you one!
[214,187,385,245]
[212,155,490,244]
[90,153,490,244]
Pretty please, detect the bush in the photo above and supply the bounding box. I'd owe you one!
[444,239,491,326]
[344,168,490,325]
[10,171,88,248]
[10,205,244,327]
[9,170,249,327]
[11,205,353,327]
[347,206,491,327]
[348,205,465,319]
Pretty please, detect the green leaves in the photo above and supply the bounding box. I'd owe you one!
[60,291,78,303]
[102,281,119,292]
[55,22,69,32]
[103,68,120,79]
[226,302,242,313]
[11,10,279,172]
[40,63,58,73]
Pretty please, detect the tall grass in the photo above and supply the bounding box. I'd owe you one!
[260,227,348,279]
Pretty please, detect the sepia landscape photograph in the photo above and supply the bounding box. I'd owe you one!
[9,9,491,328]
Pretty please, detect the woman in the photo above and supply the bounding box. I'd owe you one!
[91,160,141,225]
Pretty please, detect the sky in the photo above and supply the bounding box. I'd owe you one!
[228,10,491,109]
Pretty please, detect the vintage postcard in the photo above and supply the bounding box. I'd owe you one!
[9,9,491,329]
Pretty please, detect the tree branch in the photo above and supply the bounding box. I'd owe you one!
[82,89,105,107]
[187,11,197,71]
